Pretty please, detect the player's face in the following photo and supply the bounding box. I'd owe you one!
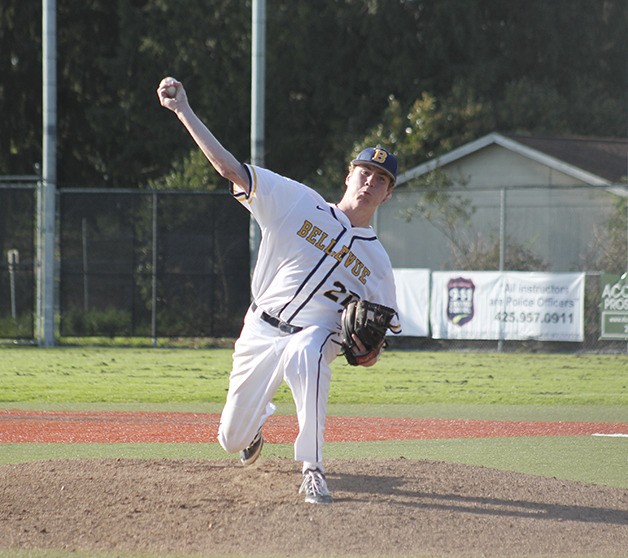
[345,164,394,206]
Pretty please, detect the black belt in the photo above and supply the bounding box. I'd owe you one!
[251,302,303,334]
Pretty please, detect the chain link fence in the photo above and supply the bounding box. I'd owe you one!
[0,180,626,352]
[58,189,251,339]
[0,180,37,339]
[0,182,250,342]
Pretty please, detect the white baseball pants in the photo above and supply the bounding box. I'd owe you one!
[217,306,339,464]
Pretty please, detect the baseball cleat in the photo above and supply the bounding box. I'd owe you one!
[299,468,333,504]
[240,429,264,466]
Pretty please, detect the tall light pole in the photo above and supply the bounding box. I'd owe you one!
[249,0,265,272]
[251,0,265,168]
[39,0,57,346]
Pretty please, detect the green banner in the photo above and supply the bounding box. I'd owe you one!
[600,272,628,340]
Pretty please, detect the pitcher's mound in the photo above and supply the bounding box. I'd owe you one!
[1,458,627,556]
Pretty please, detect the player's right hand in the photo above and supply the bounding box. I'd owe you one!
[157,77,188,112]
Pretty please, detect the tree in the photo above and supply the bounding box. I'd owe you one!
[0,1,41,175]
[450,233,549,271]
[147,149,226,192]
[1,0,625,188]
[584,197,628,274]
[53,0,251,187]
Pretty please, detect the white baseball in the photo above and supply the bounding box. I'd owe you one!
[163,77,178,98]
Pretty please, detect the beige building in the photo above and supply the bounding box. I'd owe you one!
[376,133,627,272]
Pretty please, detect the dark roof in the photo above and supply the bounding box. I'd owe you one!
[506,135,628,183]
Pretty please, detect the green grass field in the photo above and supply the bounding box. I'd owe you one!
[1,347,626,405]
[1,347,627,489]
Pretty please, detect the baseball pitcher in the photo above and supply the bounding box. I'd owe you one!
[158,77,401,504]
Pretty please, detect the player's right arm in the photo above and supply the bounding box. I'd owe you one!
[157,78,249,192]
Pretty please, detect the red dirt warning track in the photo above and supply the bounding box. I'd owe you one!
[1,409,627,443]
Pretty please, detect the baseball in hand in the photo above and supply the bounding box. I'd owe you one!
[163,77,178,98]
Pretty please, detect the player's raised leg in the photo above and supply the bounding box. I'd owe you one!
[218,312,285,457]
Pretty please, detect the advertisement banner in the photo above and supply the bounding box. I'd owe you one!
[600,272,628,340]
[392,268,430,337]
[430,272,585,341]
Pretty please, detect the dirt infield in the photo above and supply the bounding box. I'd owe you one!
[1,410,628,557]
[2,409,628,443]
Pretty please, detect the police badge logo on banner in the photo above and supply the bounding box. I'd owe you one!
[447,277,475,326]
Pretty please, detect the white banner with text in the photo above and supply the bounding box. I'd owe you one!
[430,272,585,341]
[392,268,430,337]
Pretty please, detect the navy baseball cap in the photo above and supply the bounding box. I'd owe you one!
[351,147,398,184]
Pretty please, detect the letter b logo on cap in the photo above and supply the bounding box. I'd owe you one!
[372,148,388,164]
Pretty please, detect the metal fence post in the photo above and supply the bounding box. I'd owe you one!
[81,217,89,312]
[7,249,19,319]
[497,187,506,351]
[151,191,158,346]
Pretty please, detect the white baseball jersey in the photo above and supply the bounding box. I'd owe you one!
[235,165,401,333]
[218,164,400,466]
